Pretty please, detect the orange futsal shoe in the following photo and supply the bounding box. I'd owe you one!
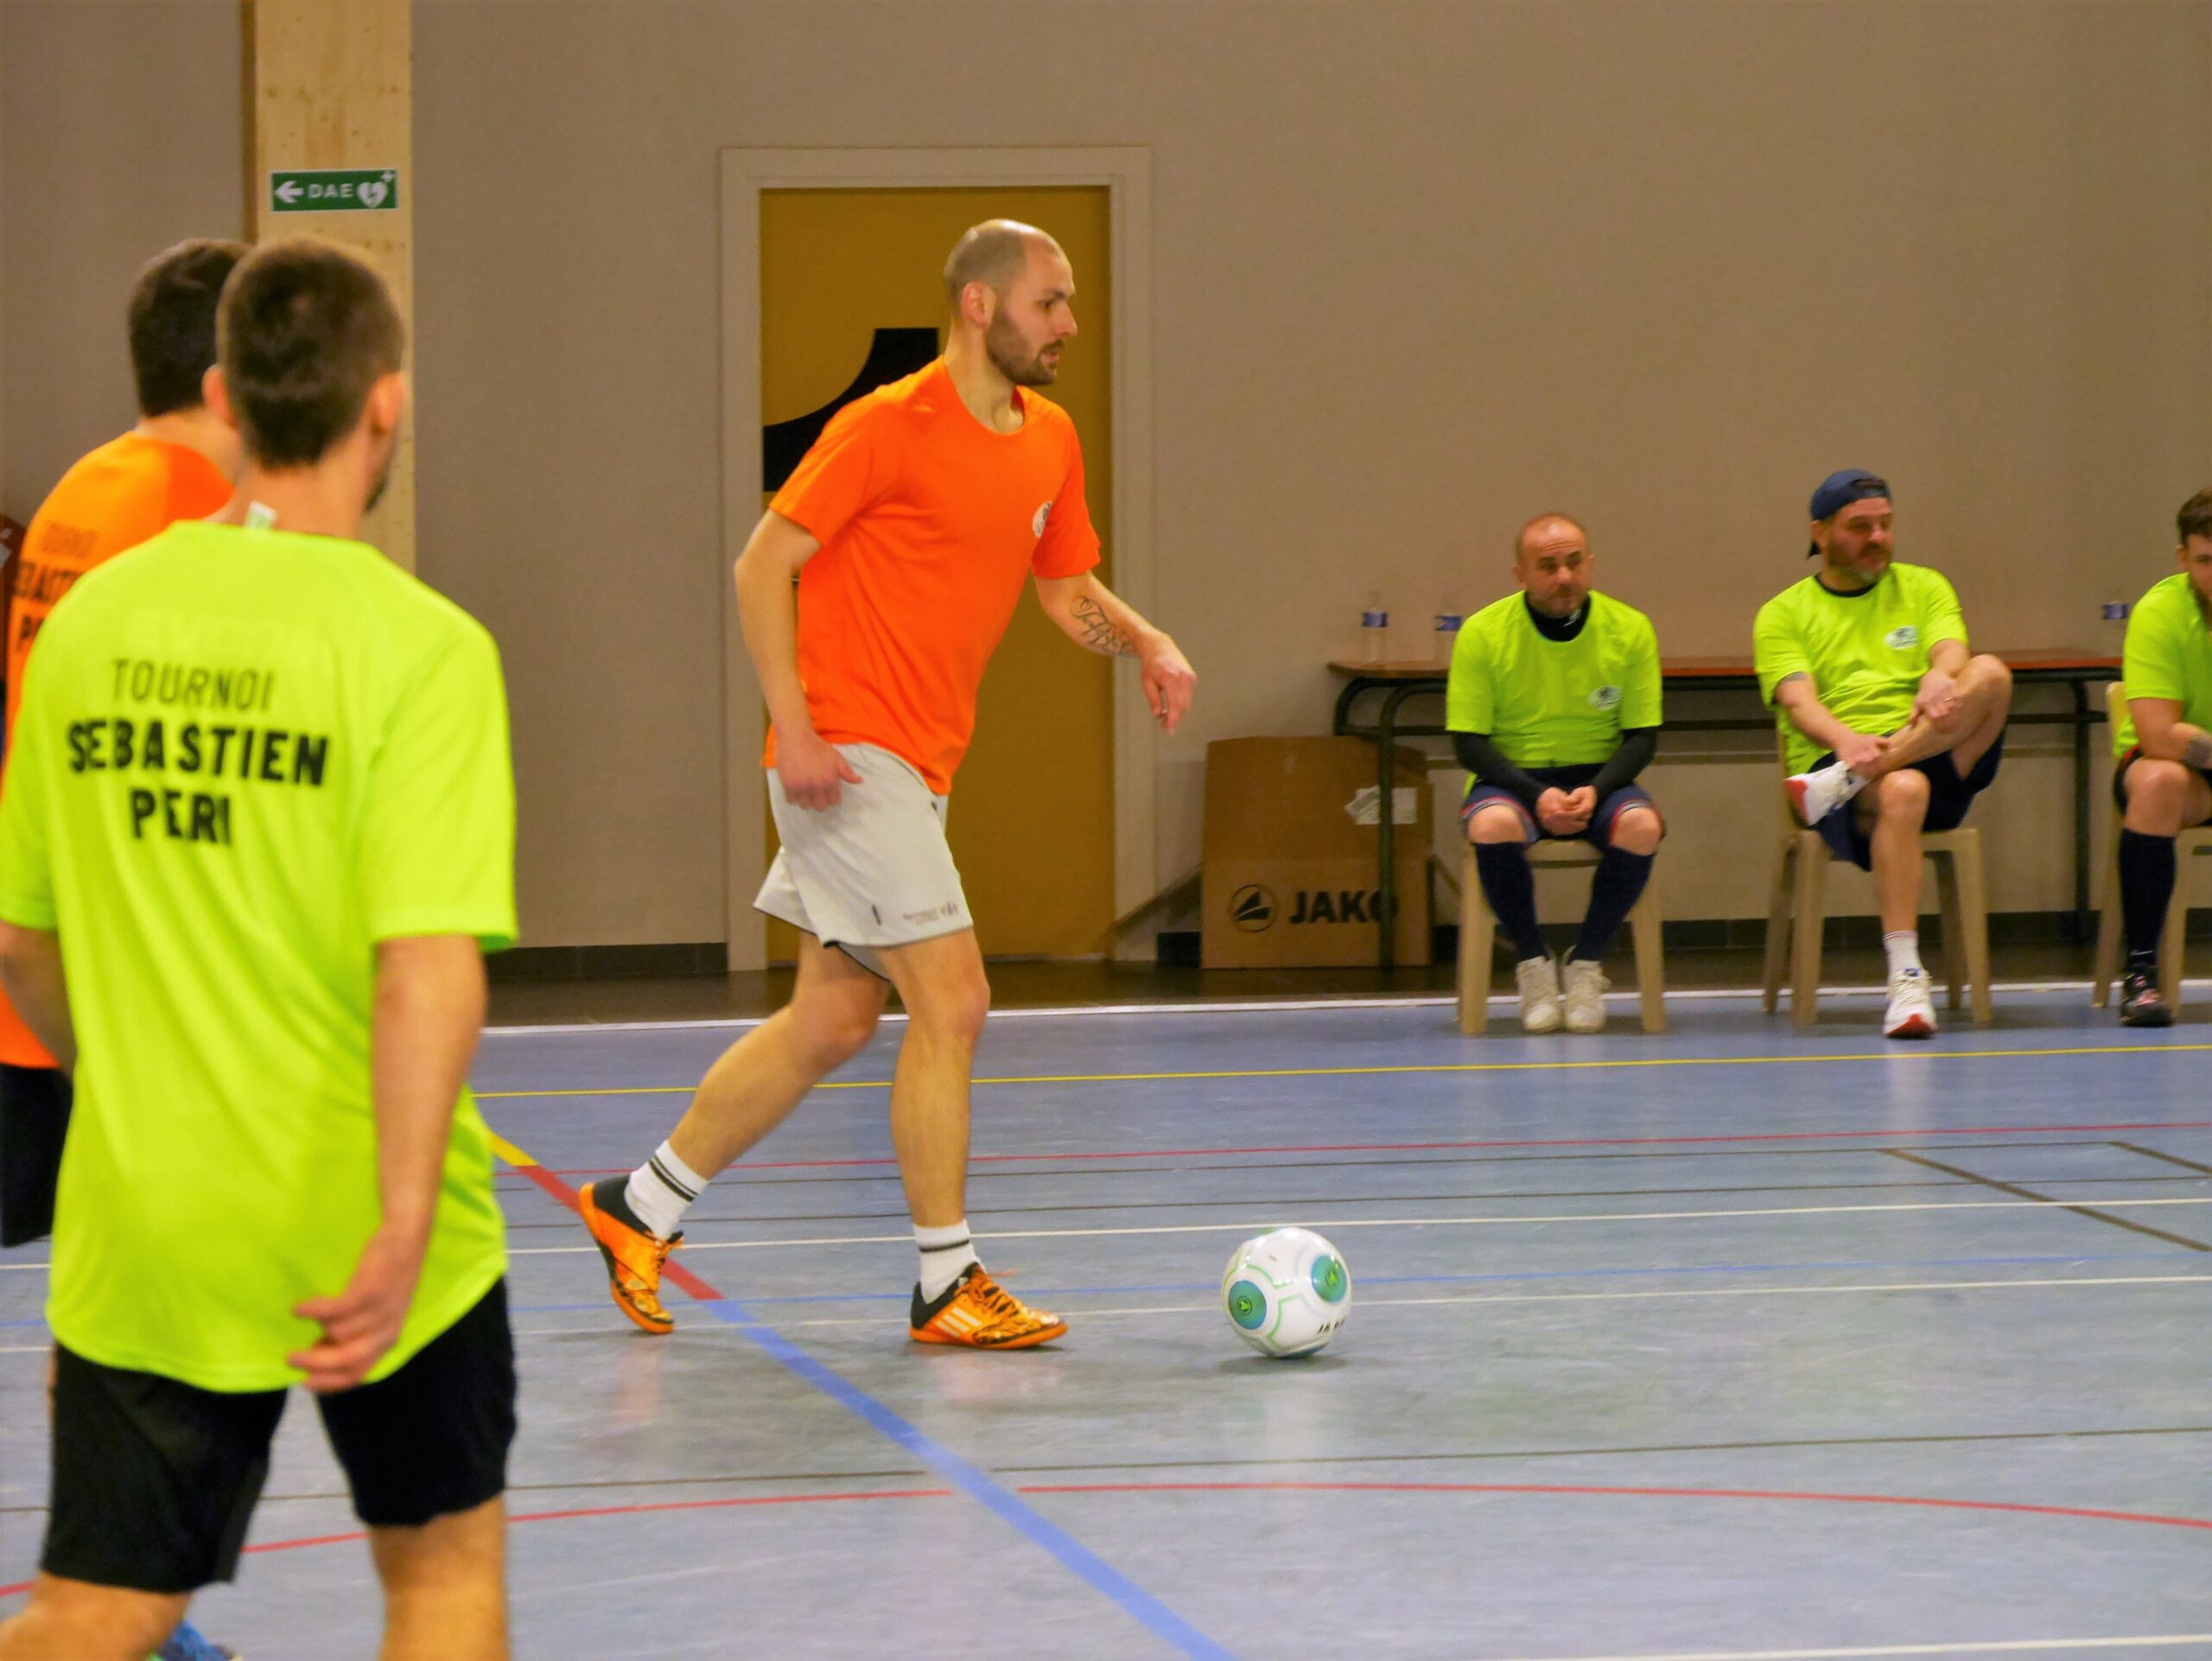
[910,1265,1068,1349]
[578,1177,681,1335]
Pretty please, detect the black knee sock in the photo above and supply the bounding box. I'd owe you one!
[2120,828,2177,971]
[1572,847,1655,964]
[1473,842,1545,961]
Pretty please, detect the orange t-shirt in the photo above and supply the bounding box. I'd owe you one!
[0,432,229,1066]
[763,360,1101,794]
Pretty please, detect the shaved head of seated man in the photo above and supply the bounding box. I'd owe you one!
[1752,470,2013,1039]
[2106,488,2212,1027]
[1446,512,1664,1034]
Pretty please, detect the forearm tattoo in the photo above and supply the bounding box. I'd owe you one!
[1071,595,1137,657]
[2183,732,2212,771]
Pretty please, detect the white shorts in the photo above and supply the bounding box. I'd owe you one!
[754,743,971,979]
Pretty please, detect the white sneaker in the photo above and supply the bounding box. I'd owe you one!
[1786,760,1868,827]
[1561,958,1610,1034]
[1883,965,1937,1039]
[1516,956,1562,1034]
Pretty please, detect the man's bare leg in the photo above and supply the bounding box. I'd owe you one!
[1867,654,2013,776]
[1864,769,1932,934]
[372,1495,507,1661]
[0,1574,188,1661]
[876,929,1065,1345]
[666,934,889,1179]
[875,929,990,1229]
[579,933,887,1332]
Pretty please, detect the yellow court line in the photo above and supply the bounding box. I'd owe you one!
[474,1040,2212,1100]
[486,1130,537,1167]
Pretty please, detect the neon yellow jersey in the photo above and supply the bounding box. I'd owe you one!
[0,521,516,1392]
[1445,591,1662,771]
[1753,563,1967,774]
[2115,572,2212,754]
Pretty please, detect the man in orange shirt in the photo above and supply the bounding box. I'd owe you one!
[2,239,245,1255]
[581,220,1195,1348]
[1,239,245,1661]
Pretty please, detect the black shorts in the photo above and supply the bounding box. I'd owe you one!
[2110,745,2212,811]
[0,1062,70,1248]
[1813,735,2004,871]
[1459,762,1663,848]
[44,1278,515,1593]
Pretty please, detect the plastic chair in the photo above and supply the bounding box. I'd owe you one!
[1458,839,1665,1035]
[1759,745,1993,1028]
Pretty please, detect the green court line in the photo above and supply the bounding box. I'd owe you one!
[475,1040,2212,1099]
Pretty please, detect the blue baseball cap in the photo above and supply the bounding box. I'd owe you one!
[1807,468,1891,556]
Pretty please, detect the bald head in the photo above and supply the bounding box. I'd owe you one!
[1514,512,1588,559]
[942,219,1078,390]
[1512,512,1593,620]
[943,220,1060,309]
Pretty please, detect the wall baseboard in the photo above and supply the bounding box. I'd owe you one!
[490,942,728,983]
[498,909,2183,982]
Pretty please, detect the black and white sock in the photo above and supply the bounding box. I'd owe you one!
[622,1140,707,1240]
[916,1219,980,1301]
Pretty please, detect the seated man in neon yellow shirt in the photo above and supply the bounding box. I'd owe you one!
[1447,512,1663,1034]
[2107,488,2212,1027]
[1753,469,2012,1040]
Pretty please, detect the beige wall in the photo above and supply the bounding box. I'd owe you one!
[1,2,245,521]
[4,1,2206,942]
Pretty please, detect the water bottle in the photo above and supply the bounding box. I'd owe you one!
[1361,590,1389,665]
[2101,599,2130,663]
[1433,595,1465,665]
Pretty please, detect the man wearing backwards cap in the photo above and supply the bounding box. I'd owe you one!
[1752,470,2013,1038]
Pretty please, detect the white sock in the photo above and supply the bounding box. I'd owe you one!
[623,1139,708,1240]
[916,1219,980,1301]
[1884,930,1923,978]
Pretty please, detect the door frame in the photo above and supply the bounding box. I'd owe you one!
[717,146,1156,970]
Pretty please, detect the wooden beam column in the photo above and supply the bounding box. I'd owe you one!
[245,0,415,570]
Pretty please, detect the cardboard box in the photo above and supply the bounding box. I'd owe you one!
[1202,737,1432,968]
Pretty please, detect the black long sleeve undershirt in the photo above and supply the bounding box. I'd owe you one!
[1452,726,1661,811]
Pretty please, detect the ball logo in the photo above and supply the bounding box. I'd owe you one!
[1588,684,1623,710]
[1885,625,1919,650]
[1230,884,1275,932]
[1033,500,1053,538]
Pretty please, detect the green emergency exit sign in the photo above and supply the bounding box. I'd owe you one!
[269,169,400,213]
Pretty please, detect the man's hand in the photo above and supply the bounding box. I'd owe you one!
[1834,729,1890,778]
[1140,637,1198,734]
[777,724,862,811]
[289,1225,430,1394]
[1535,787,1589,836]
[1560,786,1599,826]
[1912,670,1960,729]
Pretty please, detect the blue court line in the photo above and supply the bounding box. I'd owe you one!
[694,1294,1238,1661]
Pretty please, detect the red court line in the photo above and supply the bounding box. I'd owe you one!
[10,1475,2200,1598]
[0,1491,954,1597]
[1014,1481,2212,1532]
[507,1161,724,1302]
[499,1121,2212,1177]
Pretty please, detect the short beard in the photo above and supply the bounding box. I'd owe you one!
[984,309,1057,387]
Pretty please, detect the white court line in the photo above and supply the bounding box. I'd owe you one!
[748,1273,2212,1329]
[1469,1637,2212,1661]
[496,1194,2212,1257]
[483,978,2152,1035]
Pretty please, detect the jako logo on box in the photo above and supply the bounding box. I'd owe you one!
[1229,883,1400,931]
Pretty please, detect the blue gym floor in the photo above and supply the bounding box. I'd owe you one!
[4,987,2209,1659]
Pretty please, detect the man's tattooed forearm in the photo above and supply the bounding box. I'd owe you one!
[1072,595,1136,656]
[2183,732,2212,771]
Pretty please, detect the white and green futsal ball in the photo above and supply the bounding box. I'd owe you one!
[1220,1227,1351,1357]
